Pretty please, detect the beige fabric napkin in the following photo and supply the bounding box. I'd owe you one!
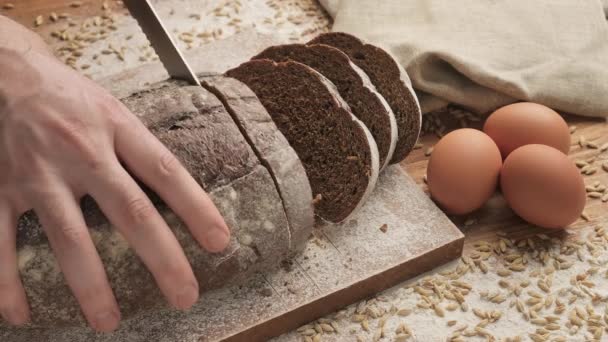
[319,0,608,118]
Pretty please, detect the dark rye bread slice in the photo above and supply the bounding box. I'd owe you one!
[253,43,397,170]
[310,32,422,164]
[226,60,380,223]
[201,74,314,252]
[10,82,296,327]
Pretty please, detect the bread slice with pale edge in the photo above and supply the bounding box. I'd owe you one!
[310,32,422,164]
[226,59,379,223]
[253,43,397,171]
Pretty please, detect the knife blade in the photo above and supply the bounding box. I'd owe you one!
[123,0,200,86]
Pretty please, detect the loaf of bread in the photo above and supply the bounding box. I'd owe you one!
[253,44,398,171]
[6,31,421,332]
[310,32,422,164]
[226,59,380,223]
[9,81,311,327]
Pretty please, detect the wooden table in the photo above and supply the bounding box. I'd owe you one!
[3,2,608,340]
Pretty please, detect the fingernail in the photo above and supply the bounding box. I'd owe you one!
[2,308,29,325]
[94,311,119,332]
[176,283,199,310]
[204,225,230,253]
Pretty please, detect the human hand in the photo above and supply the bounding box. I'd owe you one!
[0,48,230,332]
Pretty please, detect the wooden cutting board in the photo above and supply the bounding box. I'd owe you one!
[2,31,464,342]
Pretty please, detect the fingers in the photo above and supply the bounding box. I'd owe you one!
[33,185,120,332]
[0,203,30,326]
[88,163,199,310]
[114,117,230,253]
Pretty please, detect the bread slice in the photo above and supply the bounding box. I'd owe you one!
[309,32,422,164]
[226,59,380,223]
[253,43,397,171]
[201,74,314,252]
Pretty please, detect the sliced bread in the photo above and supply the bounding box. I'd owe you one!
[253,43,397,171]
[309,32,422,164]
[201,74,314,252]
[226,59,379,223]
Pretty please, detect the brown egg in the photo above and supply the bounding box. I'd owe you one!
[483,102,570,158]
[500,144,585,229]
[427,129,502,215]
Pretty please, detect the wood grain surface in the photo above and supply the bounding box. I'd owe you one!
[2,1,608,341]
[0,0,124,27]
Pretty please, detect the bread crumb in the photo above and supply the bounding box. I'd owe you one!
[379,224,388,233]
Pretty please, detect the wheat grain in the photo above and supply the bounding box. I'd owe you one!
[34,15,44,27]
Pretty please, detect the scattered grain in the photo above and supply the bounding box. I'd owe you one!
[320,323,334,333]
[34,15,44,27]
[497,269,512,277]
[584,167,597,175]
[578,135,587,148]
[509,264,526,272]
[396,308,412,317]
[586,141,599,149]
[379,224,388,233]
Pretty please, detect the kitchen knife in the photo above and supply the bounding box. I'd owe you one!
[122,0,200,86]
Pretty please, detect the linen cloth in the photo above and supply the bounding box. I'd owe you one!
[319,0,608,118]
